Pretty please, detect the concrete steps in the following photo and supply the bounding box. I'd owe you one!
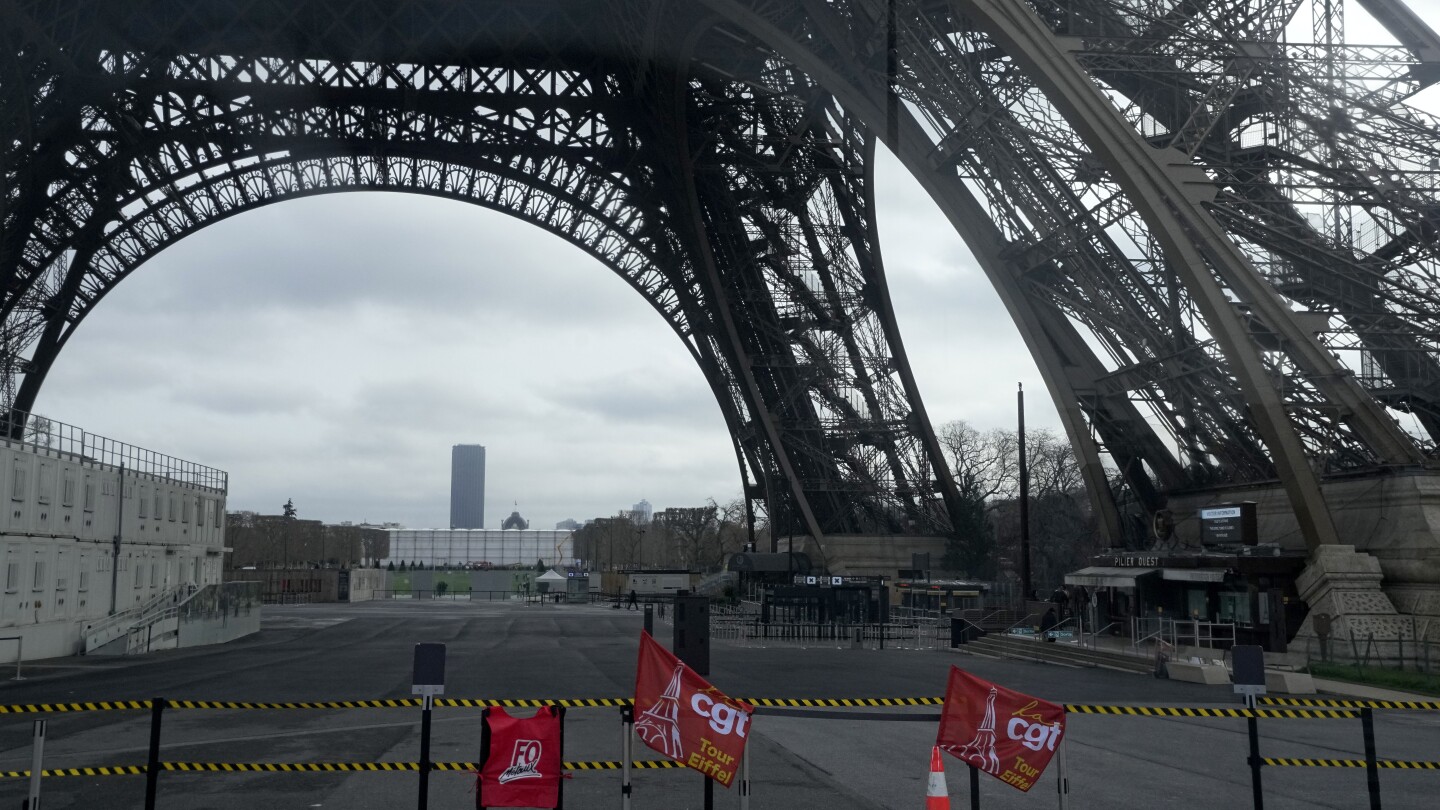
[956,633,1156,675]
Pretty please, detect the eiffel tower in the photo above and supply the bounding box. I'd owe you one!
[634,662,686,760]
[950,686,1002,775]
[4,1,1440,634]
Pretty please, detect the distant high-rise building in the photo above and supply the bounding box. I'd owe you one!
[631,499,653,525]
[450,445,486,529]
[555,518,581,531]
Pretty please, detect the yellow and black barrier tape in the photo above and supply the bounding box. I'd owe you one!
[1260,697,1440,712]
[1063,705,1356,719]
[0,696,949,714]
[0,760,689,778]
[0,700,151,714]
[738,697,943,708]
[0,766,148,778]
[0,698,1375,717]
[1264,758,1440,769]
[10,756,1440,779]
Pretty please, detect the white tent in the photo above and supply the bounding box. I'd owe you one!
[535,569,569,598]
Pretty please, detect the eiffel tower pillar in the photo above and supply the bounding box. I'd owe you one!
[1294,546,1414,664]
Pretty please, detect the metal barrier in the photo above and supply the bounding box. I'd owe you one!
[2,694,1435,810]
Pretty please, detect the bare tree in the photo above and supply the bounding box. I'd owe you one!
[655,504,722,571]
[991,427,1102,590]
[936,420,1014,577]
[714,498,751,560]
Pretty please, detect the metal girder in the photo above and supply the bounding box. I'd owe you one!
[693,0,1439,554]
[0,0,968,549]
[7,0,1440,556]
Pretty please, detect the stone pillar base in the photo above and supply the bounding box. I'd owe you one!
[1379,584,1440,644]
[1294,545,1418,664]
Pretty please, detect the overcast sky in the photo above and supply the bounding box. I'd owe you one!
[32,6,1437,530]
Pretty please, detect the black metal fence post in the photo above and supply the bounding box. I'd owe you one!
[144,697,165,810]
[1362,707,1381,810]
[1246,709,1263,810]
[417,694,433,810]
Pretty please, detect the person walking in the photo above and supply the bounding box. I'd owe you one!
[627,589,639,610]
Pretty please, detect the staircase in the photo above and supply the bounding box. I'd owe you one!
[955,632,1156,675]
[83,586,190,655]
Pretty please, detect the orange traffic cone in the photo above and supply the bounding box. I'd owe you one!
[926,746,950,809]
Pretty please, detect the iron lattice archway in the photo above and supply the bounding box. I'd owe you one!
[5,0,1440,559]
[0,0,968,549]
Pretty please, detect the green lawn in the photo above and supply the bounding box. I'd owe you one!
[1309,661,1440,697]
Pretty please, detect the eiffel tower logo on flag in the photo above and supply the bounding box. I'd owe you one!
[634,662,685,759]
[951,686,1001,774]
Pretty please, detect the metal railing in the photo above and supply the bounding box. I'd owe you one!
[1169,619,1237,649]
[84,585,190,653]
[1128,616,1237,654]
[1082,622,1123,650]
[1005,612,1041,637]
[0,408,227,492]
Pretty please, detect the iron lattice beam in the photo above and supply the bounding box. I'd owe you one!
[6,0,1440,554]
[0,0,966,545]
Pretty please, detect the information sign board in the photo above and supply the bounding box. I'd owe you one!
[1200,502,1257,546]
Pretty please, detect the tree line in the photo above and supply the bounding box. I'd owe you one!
[571,418,1102,588]
[225,507,389,569]
[937,419,1104,590]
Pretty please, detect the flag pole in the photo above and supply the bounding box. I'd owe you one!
[620,706,633,810]
[1056,740,1069,809]
[740,751,751,810]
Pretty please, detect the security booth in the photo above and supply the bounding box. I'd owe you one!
[1066,548,1308,651]
[564,571,589,603]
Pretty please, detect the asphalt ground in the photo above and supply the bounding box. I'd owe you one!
[0,600,1436,809]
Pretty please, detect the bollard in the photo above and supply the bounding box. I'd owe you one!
[852,627,863,649]
[644,604,654,636]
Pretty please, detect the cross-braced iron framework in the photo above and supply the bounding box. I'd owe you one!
[3,0,1439,555]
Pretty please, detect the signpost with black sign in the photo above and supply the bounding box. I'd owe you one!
[412,643,446,810]
[1233,644,1266,809]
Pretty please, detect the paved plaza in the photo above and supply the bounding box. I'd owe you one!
[0,599,1436,809]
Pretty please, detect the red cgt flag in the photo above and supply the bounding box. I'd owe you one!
[936,666,1066,793]
[633,630,753,788]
